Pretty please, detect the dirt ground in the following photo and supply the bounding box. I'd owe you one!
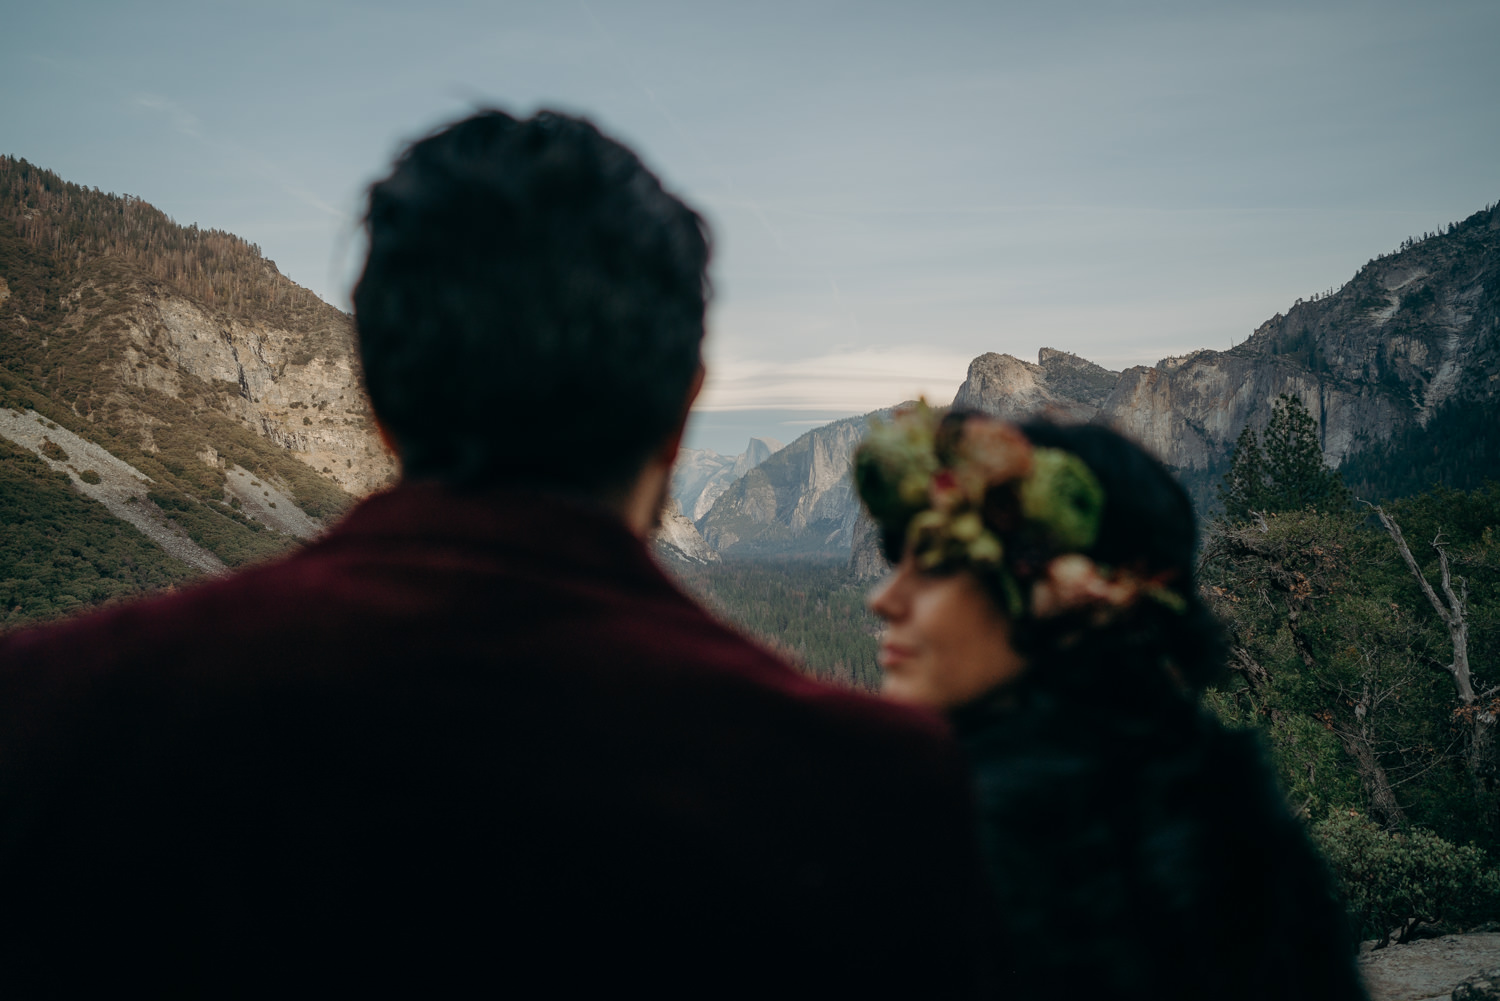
[1359,933,1500,1001]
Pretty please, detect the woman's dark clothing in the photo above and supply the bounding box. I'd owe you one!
[952,689,1367,1000]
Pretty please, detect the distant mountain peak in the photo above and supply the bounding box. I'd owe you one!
[672,434,786,522]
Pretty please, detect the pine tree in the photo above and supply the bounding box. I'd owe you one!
[1218,425,1267,522]
[1219,394,1349,520]
[1262,394,1348,513]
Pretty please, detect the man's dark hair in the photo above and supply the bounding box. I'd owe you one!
[353,109,711,493]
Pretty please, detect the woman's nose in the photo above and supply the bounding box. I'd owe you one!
[867,561,910,621]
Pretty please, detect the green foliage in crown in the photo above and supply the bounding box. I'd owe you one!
[855,402,1112,619]
[1019,446,1105,553]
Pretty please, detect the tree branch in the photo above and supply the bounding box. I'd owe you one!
[1366,504,1474,704]
[1368,504,1451,627]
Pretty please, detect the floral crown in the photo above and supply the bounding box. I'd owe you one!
[853,402,1185,622]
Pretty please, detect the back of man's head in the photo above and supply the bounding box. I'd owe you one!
[354,110,710,495]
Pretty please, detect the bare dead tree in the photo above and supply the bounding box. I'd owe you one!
[1205,519,1408,826]
[1311,652,1413,830]
[1290,620,1408,829]
[1368,504,1493,793]
[1370,507,1472,698]
[1227,644,1269,690]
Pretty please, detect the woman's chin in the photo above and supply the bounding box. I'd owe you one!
[879,674,942,710]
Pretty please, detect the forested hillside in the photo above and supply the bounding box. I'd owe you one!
[0,157,393,632]
[0,156,331,327]
[665,557,882,691]
[1112,388,1500,939]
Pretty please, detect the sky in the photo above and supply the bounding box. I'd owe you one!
[3,1,1498,456]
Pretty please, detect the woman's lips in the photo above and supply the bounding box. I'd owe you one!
[878,642,917,669]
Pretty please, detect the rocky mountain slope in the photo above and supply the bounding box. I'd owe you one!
[651,498,720,565]
[0,157,395,628]
[841,202,1499,571]
[953,348,1120,422]
[698,413,880,558]
[672,435,783,521]
[958,204,1499,477]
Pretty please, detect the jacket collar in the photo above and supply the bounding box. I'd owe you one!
[326,479,666,584]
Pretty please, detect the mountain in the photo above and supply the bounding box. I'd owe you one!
[671,435,783,521]
[953,348,1120,422]
[953,202,1500,502]
[651,498,720,565]
[698,414,877,558]
[0,157,395,628]
[845,201,1500,573]
[848,512,888,581]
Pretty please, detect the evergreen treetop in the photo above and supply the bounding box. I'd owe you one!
[1219,394,1349,521]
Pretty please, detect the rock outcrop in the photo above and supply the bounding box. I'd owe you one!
[672,435,783,522]
[652,498,720,565]
[92,269,395,496]
[0,157,397,606]
[953,348,1118,423]
[698,415,874,557]
[1359,933,1500,1001]
[0,157,397,513]
[956,203,1500,475]
[848,513,889,581]
[1454,966,1500,1001]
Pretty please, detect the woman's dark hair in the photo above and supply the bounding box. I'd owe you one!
[353,109,711,493]
[948,422,1360,1001]
[1007,420,1227,705]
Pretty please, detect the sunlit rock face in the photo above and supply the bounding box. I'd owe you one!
[953,349,1117,424]
[652,498,720,565]
[101,277,397,496]
[1097,354,1401,472]
[698,416,874,557]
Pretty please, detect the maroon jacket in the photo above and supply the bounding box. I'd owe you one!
[0,482,986,997]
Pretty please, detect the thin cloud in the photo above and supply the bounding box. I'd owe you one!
[698,346,972,412]
[134,94,201,139]
[132,93,345,224]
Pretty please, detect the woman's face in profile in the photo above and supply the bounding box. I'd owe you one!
[868,554,1027,710]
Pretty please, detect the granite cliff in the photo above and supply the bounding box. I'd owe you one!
[0,158,396,624]
[652,498,720,565]
[698,414,876,557]
[672,435,783,522]
[0,157,395,503]
[957,203,1499,477]
[953,348,1120,423]
[833,203,1500,574]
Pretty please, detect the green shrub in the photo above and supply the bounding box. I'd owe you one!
[39,438,68,462]
[146,490,192,512]
[1312,809,1500,942]
[0,436,196,629]
[77,469,101,485]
